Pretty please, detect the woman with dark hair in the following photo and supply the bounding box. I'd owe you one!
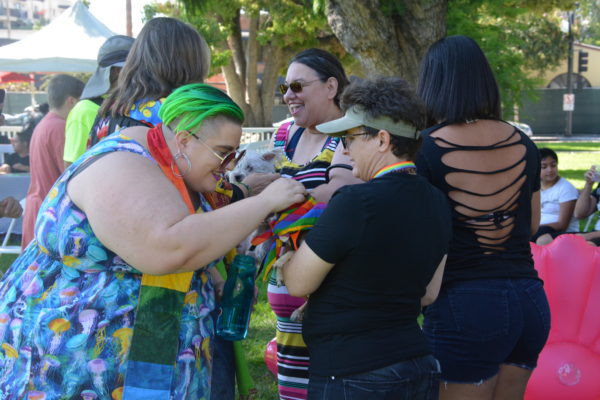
[284,76,451,400]
[0,83,306,398]
[269,48,361,399]
[416,35,550,399]
[88,17,211,146]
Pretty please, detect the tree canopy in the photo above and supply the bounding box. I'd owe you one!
[146,0,579,124]
[447,0,575,118]
[147,0,339,126]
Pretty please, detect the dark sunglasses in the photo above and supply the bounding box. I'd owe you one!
[340,132,369,149]
[279,79,321,95]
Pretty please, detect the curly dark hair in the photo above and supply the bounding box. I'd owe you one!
[340,76,426,160]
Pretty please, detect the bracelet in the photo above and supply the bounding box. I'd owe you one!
[238,182,252,197]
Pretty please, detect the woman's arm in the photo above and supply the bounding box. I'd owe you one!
[282,242,334,297]
[421,254,447,306]
[577,231,600,241]
[531,190,541,235]
[574,170,597,219]
[310,143,362,203]
[11,163,29,173]
[68,151,306,275]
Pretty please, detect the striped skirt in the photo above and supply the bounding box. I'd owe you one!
[267,272,309,400]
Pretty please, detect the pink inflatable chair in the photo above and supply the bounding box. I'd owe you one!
[525,234,600,400]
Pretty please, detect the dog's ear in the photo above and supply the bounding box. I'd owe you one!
[261,151,278,162]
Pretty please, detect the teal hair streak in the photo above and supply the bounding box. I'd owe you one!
[159,83,244,135]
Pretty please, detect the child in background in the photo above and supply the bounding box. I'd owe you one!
[573,164,600,246]
[532,148,580,245]
[0,122,33,173]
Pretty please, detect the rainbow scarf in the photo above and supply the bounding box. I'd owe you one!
[251,197,326,281]
[123,124,228,399]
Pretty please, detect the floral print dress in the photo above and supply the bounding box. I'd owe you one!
[0,133,215,399]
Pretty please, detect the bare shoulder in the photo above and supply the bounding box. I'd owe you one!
[67,150,181,214]
[432,120,517,147]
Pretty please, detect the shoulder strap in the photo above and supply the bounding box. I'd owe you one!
[274,122,293,147]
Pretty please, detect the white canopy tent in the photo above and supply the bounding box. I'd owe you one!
[0,1,116,73]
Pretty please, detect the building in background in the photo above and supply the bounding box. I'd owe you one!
[0,0,74,45]
[543,42,600,89]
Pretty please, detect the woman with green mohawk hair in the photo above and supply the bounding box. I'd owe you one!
[0,83,307,399]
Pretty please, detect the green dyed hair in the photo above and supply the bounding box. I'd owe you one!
[159,83,244,135]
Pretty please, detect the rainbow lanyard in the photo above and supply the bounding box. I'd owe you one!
[372,161,416,179]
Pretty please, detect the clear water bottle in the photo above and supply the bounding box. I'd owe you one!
[216,254,257,341]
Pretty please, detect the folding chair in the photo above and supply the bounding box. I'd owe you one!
[0,198,25,255]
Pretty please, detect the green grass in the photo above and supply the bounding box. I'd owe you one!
[535,142,600,152]
[1,139,597,399]
[239,280,278,399]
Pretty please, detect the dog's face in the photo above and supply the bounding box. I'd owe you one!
[227,149,283,183]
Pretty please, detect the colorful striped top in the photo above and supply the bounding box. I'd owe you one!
[274,122,340,189]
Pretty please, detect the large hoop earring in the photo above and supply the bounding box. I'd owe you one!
[171,152,192,177]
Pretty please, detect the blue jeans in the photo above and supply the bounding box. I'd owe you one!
[423,278,551,383]
[307,355,440,400]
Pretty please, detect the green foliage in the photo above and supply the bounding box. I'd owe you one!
[579,0,600,46]
[174,0,329,52]
[143,2,230,73]
[448,0,575,119]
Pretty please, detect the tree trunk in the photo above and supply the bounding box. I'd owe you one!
[260,45,286,126]
[246,15,262,125]
[227,10,246,89]
[326,0,448,85]
[222,59,254,126]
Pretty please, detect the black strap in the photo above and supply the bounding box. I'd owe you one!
[325,164,353,183]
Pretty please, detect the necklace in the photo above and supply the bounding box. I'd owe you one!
[372,161,417,179]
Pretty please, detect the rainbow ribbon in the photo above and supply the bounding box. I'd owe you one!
[252,197,327,281]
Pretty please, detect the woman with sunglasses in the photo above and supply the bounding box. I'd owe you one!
[270,48,361,400]
[283,76,451,400]
[0,83,306,399]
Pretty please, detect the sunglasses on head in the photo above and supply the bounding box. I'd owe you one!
[279,79,321,95]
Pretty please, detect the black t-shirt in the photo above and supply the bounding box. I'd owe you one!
[5,152,29,168]
[303,173,452,376]
[416,121,541,285]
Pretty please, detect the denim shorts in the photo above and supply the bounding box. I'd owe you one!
[307,355,440,400]
[423,278,551,384]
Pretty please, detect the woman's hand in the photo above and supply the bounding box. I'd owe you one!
[242,173,280,196]
[0,196,22,218]
[259,178,307,212]
[584,166,598,185]
[584,167,595,185]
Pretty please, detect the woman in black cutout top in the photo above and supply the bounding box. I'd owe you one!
[416,35,550,400]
